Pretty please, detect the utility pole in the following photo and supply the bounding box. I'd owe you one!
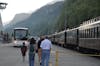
[0,2,7,31]
[64,2,67,48]
[0,2,7,9]
[0,2,7,42]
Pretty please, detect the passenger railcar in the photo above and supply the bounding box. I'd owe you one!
[49,29,78,48]
[66,28,79,49]
[52,31,65,47]
[48,16,100,53]
[78,20,100,53]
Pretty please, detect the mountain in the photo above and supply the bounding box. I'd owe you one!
[56,0,100,31]
[5,13,31,28]
[5,1,64,36]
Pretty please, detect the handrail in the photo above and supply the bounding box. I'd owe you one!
[80,16,100,26]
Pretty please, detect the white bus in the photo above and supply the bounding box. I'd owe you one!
[13,27,29,47]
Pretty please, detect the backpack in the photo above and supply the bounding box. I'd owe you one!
[21,46,27,53]
[29,44,35,53]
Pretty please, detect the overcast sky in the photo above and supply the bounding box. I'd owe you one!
[0,0,62,25]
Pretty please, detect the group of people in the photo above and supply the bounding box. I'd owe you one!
[20,36,52,66]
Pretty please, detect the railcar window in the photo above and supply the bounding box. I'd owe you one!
[79,30,85,38]
[83,29,93,38]
[79,30,82,38]
[86,29,88,38]
[82,30,84,38]
[85,29,87,38]
[80,30,83,38]
[91,28,95,38]
[71,31,75,38]
[93,28,96,38]
[59,32,64,43]
[72,31,74,37]
[87,29,89,38]
[88,29,90,38]
[57,34,60,41]
[91,28,93,38]
[61,33,64,39]
[67,31,72,41]
[74,30,77,38]
[84,30,86,38]
[90,28,92,38]
[96,27,99,38]
[81,30,84,38]
[79,30,81,38]
[94,27,97,38]
[53,35,55,42]
[67,31,71,38]
[85,30,87,38]
[98,27,100,38]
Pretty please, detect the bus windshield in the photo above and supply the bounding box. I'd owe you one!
[14,28,28,40]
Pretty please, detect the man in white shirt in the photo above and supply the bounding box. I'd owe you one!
[40,36,52,66]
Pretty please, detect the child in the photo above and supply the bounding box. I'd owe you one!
[21,42,27,62]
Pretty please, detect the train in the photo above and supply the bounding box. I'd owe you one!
[48,16,100,54]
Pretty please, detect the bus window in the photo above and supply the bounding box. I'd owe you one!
[14,28,28,40]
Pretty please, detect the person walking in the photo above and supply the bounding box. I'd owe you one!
[29,37,36,66]
[37,36,44,65]
[40,36,52,66]
[20,42,27,62]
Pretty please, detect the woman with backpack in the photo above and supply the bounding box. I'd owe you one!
[29,37,36,66]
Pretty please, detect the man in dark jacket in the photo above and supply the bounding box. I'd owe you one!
[37,36,44,65]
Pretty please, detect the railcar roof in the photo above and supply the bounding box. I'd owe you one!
[14,27,28,30]
[66,27,78,32]
[78,20,100,29]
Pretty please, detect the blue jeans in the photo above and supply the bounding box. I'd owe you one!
[41,50,50,66]
[29,54,35,66]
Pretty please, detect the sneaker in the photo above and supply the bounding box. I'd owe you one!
[40,61,41,65]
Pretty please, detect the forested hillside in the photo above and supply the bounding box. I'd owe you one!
[56,0,100,31]
[5,1,64,36]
